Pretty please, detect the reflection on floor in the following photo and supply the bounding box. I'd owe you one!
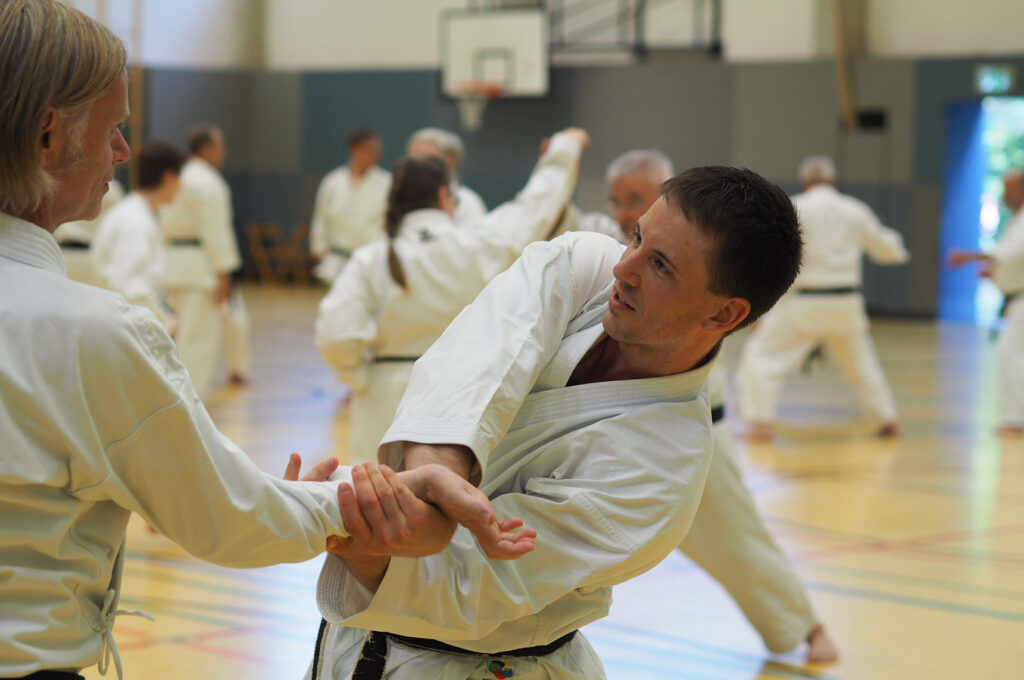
[84,285,1024,680]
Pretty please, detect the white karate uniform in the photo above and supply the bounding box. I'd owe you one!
[991,209,1024,425]
[315,133,583,465]
[91,193,172,329]
[54,179,125,287]
[161,156,246,398]
[309,165,391,283]
[311,232,716,680]
[453,183,487,226]
[738,184,910,424]
[0,212,353,678]
[579,208,816,650]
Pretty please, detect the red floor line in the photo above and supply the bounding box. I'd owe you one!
[790,523,1024,562]
[186,641,273,664]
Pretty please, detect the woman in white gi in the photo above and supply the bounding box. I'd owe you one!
[92,141,183,331]
[315,128,587,465]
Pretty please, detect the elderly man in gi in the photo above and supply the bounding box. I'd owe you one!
[310,127,392,283]
[0,3,535,678]
[161,123,250,397]
[577,149,838,662]
[738,155,910,439]
[949,168,1024,437]
[406,127,487,226]
[307,164,806,679]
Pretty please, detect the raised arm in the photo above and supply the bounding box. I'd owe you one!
[379,232,625,479]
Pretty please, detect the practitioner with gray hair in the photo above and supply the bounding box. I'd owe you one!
[579,149,674,244]
[407,127,487,225]
[0,3,534,677]
[738,154,909,439]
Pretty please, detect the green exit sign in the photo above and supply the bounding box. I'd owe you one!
[975,65,1016,95]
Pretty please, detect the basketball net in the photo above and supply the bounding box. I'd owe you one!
[454,83,502,132]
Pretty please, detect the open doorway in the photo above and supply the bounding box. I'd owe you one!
[939,96,1024,325]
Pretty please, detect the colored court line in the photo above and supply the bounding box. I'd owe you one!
[588,622,840,680]
[803,580,1024,623]
[804,561,1024,602]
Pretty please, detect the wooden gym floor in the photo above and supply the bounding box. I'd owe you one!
[83,284,1024,679]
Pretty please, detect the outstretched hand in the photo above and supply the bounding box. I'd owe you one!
[282,452,340,482]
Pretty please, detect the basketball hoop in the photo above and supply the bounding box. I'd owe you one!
[453,82,503,132]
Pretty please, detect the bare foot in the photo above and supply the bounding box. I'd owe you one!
[996,424,1024,438]
[806,623,840,664]
[228,372,249,387]
[876,421,902,438]
[746,422,774,439]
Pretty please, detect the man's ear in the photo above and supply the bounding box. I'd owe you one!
[39,108,66,171]
[702,297,750,334]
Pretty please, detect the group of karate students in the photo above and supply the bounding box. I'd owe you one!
[6,2,1024,679]
[53,125,250,400]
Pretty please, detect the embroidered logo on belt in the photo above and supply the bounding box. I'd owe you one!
[487,660,514,678]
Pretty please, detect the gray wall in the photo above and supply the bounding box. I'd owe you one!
[143,54,1024,316]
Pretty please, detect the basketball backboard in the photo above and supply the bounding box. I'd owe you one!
[440,8,550,99]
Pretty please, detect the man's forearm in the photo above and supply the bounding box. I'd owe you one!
[340,552,391,592]
[403,442,478,484]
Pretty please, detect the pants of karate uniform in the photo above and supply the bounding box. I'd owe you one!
[999,296,1024,425]
[678,420,816,653]
[167,287,222,400]
[222,288,250,378]
[737,294,897,424]
[307,624,605,680]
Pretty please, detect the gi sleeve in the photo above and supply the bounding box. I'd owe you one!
[989,218,1024,295]
[380,231,624,477]
[309,171,337,258]
[320,397,714,642]
[68,303,352,567]
[195,174,241,274]
[314,246,382,392]
[856,201,910,265]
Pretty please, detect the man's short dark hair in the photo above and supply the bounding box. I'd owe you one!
[186,123,220,155]
[346,127,377,150]
[136,141,184,190]
[661,166,802,331]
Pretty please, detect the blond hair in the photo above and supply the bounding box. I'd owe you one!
[0,0,126,216]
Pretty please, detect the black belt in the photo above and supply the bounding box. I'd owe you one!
[795,286,860,295]
[330,246,353,258]
[17,672,85,680]
[58,241,90,250]
[711,405,725,423]
[1000,291,1021,317]
[372,355,420,364]
[169,238,202,247]
[349,629,577,680]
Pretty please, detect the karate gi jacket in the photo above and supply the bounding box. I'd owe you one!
[0,213,352,677]
[309,165,391,282]
[791,184,909,290]
[315,231,716,675]
[991,209,1024,296]
[91,193,170,328]
[160,157,241,291]
[314,132,584,464]
[453,183,487,226]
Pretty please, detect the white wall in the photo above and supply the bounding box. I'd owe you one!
[721,0,819,62]
[868,0,1024,57]
[264,0,466,71]
[68,0,261,68]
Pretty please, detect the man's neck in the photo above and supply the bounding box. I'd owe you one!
[568,335,717,386]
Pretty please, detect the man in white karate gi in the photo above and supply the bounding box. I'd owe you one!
[308,164,806,679]
[949,168,1024,437]
[0,4,535,678]
[310,127,392,283]
[92,141,184,331]
[161,123,250,397]
[53,178,125,287]
[578,149,837,661]
[407,127,487,226]
[738,155,909,439]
